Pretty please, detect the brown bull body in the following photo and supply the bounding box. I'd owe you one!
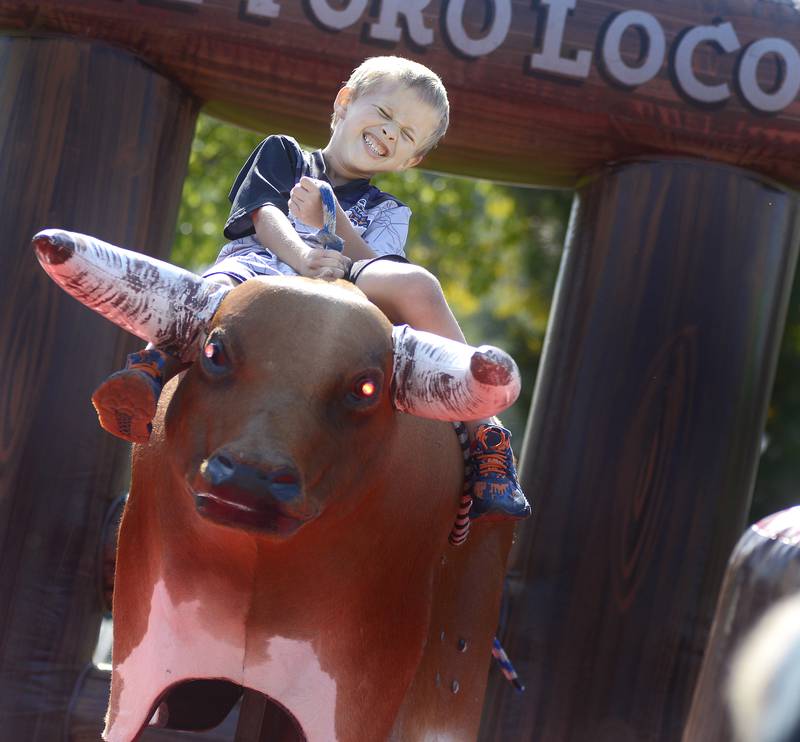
[106,277,514,741]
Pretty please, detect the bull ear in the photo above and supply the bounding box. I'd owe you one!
[391,324,521,421]
[32,229,230,362]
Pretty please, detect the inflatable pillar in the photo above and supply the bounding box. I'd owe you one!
[0,36,198,739]
[683,507,800,741]
[481,160,800,741]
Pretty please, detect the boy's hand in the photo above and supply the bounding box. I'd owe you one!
[289,177,326,228]
[297,246,352,281]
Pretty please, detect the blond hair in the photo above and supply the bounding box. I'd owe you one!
[332,56,449,156]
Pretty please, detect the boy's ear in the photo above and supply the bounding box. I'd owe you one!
[398,154,425,171]
[333,87,353,121]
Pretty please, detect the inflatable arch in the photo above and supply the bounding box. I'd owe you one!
[2,1,800,739]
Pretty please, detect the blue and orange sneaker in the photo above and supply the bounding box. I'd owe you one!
[91,348,167,443]
[469,424,531,521]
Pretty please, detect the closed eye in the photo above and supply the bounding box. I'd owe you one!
[374,105,415,144]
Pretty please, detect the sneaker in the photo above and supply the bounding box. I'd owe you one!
[469,424,531,521]
[91,348,167,443]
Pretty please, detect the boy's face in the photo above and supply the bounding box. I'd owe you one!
[326,83,440,179]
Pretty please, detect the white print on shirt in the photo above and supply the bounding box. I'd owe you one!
[359,201,410,257]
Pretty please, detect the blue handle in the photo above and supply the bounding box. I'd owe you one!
[314,182,344,253]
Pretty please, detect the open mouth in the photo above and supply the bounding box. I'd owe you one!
[188,454,315,536]
[363,132,388,157]
[191,482,310,536]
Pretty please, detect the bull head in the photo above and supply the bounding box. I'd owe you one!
[32,229,521,535]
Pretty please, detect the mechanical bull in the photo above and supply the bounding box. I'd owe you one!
[32,229,519,742]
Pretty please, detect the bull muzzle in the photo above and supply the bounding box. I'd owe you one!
[194,451,311,536]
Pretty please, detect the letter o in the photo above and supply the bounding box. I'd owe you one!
[601,11,665,87]
[306,0,367,31]
[738,38,800,114]
[445,0,512,58]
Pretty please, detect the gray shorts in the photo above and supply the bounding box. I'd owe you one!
[203,248,409,285]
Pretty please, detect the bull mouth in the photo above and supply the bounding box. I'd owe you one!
[193,489,310,536]
[189,462,313,536]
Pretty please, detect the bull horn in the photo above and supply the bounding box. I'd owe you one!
[391,324,521,421]
[32,229,230,362]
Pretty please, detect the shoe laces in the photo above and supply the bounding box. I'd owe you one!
[475,449,512,479]
[474,426,514,477]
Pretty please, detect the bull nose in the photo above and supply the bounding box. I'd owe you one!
[202,453,301,503]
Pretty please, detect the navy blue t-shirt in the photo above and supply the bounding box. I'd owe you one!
[224,135,411,257]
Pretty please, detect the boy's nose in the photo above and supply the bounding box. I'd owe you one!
[382,125,396,141]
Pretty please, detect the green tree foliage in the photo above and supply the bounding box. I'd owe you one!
[172,116,264,271]
[173,113,799,520]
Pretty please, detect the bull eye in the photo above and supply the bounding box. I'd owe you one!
[200,336,231,376]
[357,378,377,397]
[348,373,381,407]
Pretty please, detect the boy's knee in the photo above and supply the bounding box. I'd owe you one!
[356,263,445,324]
[404,266,444,307]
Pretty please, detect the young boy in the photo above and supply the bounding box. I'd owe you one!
[93,56,530,522]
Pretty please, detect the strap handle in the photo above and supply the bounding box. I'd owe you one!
[314,182,344,253]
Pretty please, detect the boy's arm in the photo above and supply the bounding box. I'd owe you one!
[252,204,351,280]
[334,203,377,261]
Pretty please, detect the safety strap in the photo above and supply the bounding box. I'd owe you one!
[492,637,525,692]
[314,181,345,253]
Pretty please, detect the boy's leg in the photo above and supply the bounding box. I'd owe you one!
[353,259,466,341]
[353,261,531,521]
[92,274,239,443]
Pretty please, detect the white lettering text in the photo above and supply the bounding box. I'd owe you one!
[307,0,367,31]
[529,0,591,79]
[601,10,665,87]
[675,23,740,104]
[444,0,512,58]
[738,38,800,113]
[369,0,434,45]
[244,0,281,18]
